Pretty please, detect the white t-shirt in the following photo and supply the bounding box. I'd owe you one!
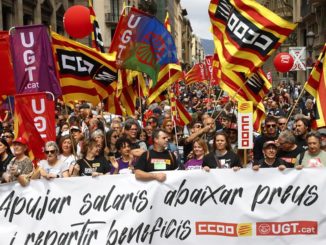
[38,158,69,178]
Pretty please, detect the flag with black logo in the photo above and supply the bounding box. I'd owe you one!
[209,0,296,74]
[51,32,117,105]
[89,0,105,53]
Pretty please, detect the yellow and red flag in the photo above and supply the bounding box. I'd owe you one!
[89,0,105,52]
[305,44,326,128]
[185,63,209,85]
[208,0,296,75]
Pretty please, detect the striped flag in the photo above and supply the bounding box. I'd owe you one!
[305,44,326,128]
[164,12,172,33]
[185,63,208,85]
[208,0,296,74]
[89,0,105,52]
[51,32,117,106]
[147,63,183,105]
[253,102,266,132]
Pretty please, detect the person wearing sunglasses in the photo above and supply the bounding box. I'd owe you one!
[253,116,279,165]
[277,117,288,132]
[105,129,120,159]
[39,141,69,179]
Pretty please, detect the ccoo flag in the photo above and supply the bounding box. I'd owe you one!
[208,0,296,74]
[109,7,178,85]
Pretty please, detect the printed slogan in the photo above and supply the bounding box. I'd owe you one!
[0,169,326,245]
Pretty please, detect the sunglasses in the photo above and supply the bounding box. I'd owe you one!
[45,150,56,155]
[112,135,119,138]
[3,135,13,138]
[194,125,203,128]
[266,124,277,128]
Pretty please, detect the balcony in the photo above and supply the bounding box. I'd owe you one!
[105,13,120,25]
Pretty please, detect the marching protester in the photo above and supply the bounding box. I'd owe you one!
[110,137,134,174]
[134,129,180,182]
[184,139,208,170]
[293,117,310,150]
[296,131,326,168]
[276,130,305,168]
[202,131,242,171]
[0,137,14,182]
[72,139,112,177]
[57,135,77,176]
[38,141,69,179]
[2,137,33,183]
[252,141,287,171]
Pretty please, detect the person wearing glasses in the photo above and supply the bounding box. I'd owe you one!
[277,117,288,132]
[253,116,279,165]
[123,120,147,158]
[276,130,305,168]
[39,141,69,179]
[0,138,14,182]
[296,131,326,168]
[2,137,33,183]
[72,139,111,177]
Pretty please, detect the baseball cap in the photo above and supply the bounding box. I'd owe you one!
[263,141,277,149]
[70,126,81,132]
[318,128,326,136]
[13,137,28,145]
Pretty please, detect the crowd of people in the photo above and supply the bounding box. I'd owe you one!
[0,80,325,186]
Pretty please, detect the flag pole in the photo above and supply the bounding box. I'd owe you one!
[213,78,251,121]
[285,82,307,125]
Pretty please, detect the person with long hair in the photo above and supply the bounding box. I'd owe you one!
[58,135,77,176]
[0,137,14,182]
[39,141,70,179]
[106,129,120,158]
[72,139,111,177]
[184,139,208,170]
[202,132,242,171]
[2,137,33,183]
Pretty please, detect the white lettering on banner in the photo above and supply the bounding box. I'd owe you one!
[61,55,94,73]
[117,15,141,61]
[0,169,325,244]
[20,32,38,88]
[227,13,273,51]
[31,99,47,138]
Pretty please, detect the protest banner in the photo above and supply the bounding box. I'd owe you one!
[0,169,325,245]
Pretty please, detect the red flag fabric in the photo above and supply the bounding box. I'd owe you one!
[305,44,326,128]
[185,63,208,85]
[0,31,16,95]
[14,92,56,162]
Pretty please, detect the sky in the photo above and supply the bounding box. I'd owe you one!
[181,0,212,40]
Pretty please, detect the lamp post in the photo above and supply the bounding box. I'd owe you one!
[306,31,315,79]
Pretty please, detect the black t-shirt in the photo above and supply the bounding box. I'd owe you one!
[277,146,305,168]
[202,151,242,169]
[76,156,111,176]
[255,158,287,168]
[134,149,178,172]
[0,154,14,178]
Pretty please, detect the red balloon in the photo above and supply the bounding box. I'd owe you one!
[63,5,92,39]
[273,52,294,73]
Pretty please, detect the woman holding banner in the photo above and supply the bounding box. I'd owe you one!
[0,137,14,182]
[184,139,208,170]
[39,141,69,179]
[202,131,242,171]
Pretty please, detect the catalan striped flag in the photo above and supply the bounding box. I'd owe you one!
[147,63,183,105]
[208,0,296,74]
[185,63,209,85]
[164,12,172,33]
[253,102,266,132]
[305,44,326,128]
[51,32,117,106]
[89,0,105,52]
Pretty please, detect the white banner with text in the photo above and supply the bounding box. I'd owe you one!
[1,169,326,245]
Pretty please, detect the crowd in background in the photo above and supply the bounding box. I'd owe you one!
[1,80,326,185]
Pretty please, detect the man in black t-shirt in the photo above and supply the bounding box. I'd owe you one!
[277,130,305,168]
[134,129,178,182]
